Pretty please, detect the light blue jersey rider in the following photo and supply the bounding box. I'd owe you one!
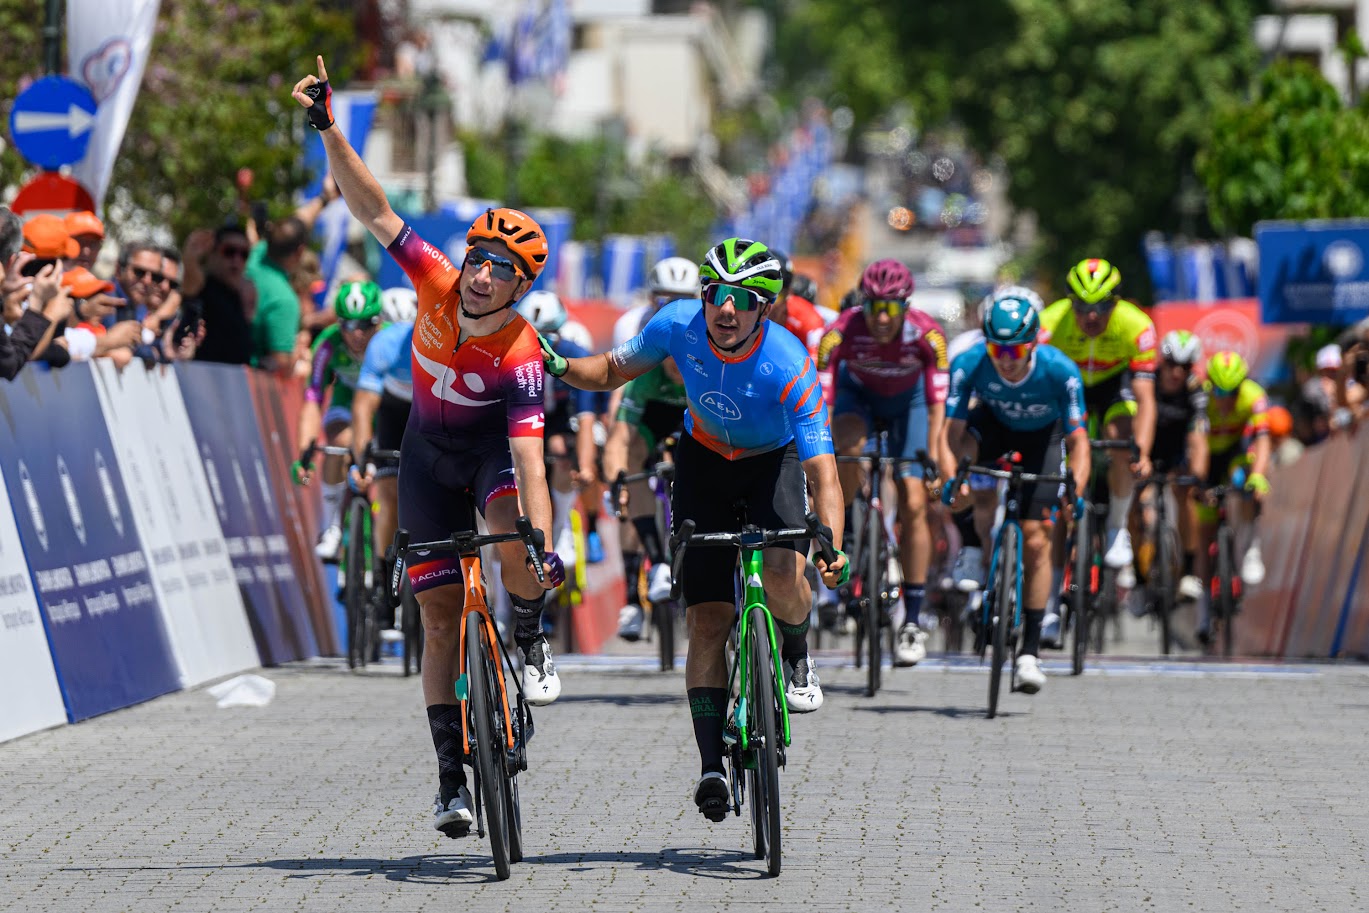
[946,342,1087,434]
[610,299,833,461]
[358,322,414,403]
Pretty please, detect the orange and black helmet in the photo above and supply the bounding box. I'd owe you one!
[466,208,549,279]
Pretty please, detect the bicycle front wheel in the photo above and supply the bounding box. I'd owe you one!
[1155,522,1178,656]
[1070,507,1091,675]
[466,612,512,880]
[656,599,676,672]
[401,577,423,677]
[988,525,1017,719]
[1217,526,1236,658]
[865,494,882,697]
[747,612,783,877]
[344,499,368,669]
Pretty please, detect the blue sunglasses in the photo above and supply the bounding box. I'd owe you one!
[464,247,525,282]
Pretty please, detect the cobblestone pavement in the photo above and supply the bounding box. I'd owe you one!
[4,638,1369,913]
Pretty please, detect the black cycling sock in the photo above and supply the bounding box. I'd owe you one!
[427,704,466,792]
[1022,609,1046,657]
[957,508,981,548]
[622,550,643,604]
[778,617,811,664]
[632,516,665,565]
[1183,550,1195,578]
[510,592,545,650]
[688,687,729,775]
[903,585,926,624]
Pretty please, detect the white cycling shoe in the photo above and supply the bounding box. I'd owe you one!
[433,785,474,834]
[617,603,645,642]
[784,655,824,713]
[1178,575,1204,601]
[522,637,562,706]
[1241,544,1266,587]
[1104,527,1134,569]
[315,524,342,562]
[953,547,986,592]
[647,563,674,603]
[894,622,928,667]
[1014,654,1046,694]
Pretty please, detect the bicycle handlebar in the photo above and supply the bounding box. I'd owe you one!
[610,461,675,520]
[318,443,402,466]
[1137,472,1203,490]
[390,517,547,601]
[667,512,839,601]
[835,448,939,478]
[941,453,1074,506]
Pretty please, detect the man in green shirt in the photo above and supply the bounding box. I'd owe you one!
[247,217,309,373]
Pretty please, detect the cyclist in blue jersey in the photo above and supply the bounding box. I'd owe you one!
[541,238,849,820]
[943,293,1091,694]
[348,296,416,589]
[518,290,608,567]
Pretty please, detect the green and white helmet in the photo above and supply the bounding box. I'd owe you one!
[334,280,383,321]
[699,238,784,300]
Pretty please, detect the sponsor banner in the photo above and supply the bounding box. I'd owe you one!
[176,364,316,664]
[0,366,178,721]
[0,458,67,743]
[246,372,338,655]
[1256,220,1369,324]
[92,361,259,685]
[1150,300,1305,387]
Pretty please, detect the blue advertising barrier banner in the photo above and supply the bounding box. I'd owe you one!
[1256,220,1369,324]
[176,364,316,664]
[0,366,179,721]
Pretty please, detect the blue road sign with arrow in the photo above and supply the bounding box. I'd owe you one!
[8,76,98,170]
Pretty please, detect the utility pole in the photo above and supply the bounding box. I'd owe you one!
[42,0,62,75]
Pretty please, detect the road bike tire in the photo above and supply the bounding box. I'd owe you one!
[656,599,676,672]
[849,496,868,671]
[1070,507,1091,676]
[506,764,524,863]
[344,499,368,670]
[748,613,783,877]
[1155,522,1178,656]
[1093,566,1114,655]
[1217,526,1236,658]
[988,525,1016,719]
[865,494,882,697]
[467,612,512,880]
[401,578,423,676]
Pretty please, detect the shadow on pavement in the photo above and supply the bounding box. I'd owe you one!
[526,847,765,880]
[238,855,497,885]
[553,692,680,706]
[852,704,1017,719]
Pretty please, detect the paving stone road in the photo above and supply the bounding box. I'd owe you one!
[4,637,1369,913]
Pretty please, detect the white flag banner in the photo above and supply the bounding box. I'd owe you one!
[67,0,162,210]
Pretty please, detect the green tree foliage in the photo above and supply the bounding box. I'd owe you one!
[774,0,1263,294]
[0,1,352,240]
[1198,61,1369,236]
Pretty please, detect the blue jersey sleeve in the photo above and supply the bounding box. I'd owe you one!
[777,352,834,461]
[945,347,983,422]
[357,324,407,395]
[608,299,685,378]
[1053,348,1087,435]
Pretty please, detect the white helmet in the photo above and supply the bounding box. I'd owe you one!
[517,290,568,335]
[648,256,700,299]
[1160,329,1203,366]
[978,284,1044,321]
[381,287,418,324]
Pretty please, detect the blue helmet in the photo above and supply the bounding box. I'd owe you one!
[982,293,1040,346]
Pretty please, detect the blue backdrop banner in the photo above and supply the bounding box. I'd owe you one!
[1256,220,1369,324]
[0,367,179,721]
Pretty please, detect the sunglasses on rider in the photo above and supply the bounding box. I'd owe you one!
[341,317,380,332]
[703,282,767,311]
[464,247,524,282]
[986,341,1035,361]
[1071,295,1117,317]
[864,298,907,320]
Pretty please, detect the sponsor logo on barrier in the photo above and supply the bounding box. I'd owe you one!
[1325,240,1363,280]
[84,590,120,616]
[93,449,124,538]
[1194,310,1259,366]
[232,459,252,513]
[34,567,74,592]
[17,460,48,551]
[47,599,82,623]
[200,443,228,522]
[57,455,87,546]
[253,459,277,521]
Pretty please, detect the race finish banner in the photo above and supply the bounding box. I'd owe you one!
[92,361,259,686]
[176,364,318,663]
[0,459,67,742]
[1256,220,1369,325]
[0,367,178,721]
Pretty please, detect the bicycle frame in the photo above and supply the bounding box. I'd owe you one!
[732,542,792,751]
[981,515,1024,637]
[453,551,519,755]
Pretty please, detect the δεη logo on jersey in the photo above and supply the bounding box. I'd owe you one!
[685,329,699,345]
[699,391,742,421]
[759,362,774,375]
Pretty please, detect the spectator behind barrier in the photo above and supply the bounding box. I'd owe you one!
[64,211,105,272]
[0,207,71,378]
[248,216,309,374]
[184,225,257,366]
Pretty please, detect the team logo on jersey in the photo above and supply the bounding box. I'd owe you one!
[759,362,774,375]
[686,354,709,377]
[413,345,498,408]
[740,383,761,398]
[699,391,742,421]
[685,329,699,344]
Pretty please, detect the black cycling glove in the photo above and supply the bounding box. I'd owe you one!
[303,80,335,131]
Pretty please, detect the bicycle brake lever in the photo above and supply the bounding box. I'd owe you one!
[390,530,410,601]
[670,519,695,600]
[515,516,546,585]
[804,512,838,565]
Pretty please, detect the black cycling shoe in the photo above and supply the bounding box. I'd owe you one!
[694,771,729,822]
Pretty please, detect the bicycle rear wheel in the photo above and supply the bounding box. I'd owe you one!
[1070,506,1091,675]
[988,525,1017,719]
[656,598,676,672]
[344,499,368,669]
[401,577,424,677]
[1155,522,1178,656]
[1217,526,1236,658]
[466,612,512,880]
[865,494,882,697]
[747,612,783,877]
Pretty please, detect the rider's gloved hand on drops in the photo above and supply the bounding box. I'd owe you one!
[532,551,566,589]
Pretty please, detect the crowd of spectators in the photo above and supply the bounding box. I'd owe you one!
[0,177,348,383]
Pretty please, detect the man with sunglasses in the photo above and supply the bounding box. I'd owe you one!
[295,54,565,838]
[292,281,385,560]
[184,226,257,366]
[1039,258,1158,588]
[539,237,848,821]
[944,293,1091,692]
[817,259,953,667]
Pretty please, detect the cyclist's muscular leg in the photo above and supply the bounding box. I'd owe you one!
[897,476,931,621]
[686,600,736,775]
[833,412,868,508]
[373,477,399,561]
[485,494,551,645]
[1106,413,1136,504]
[1019,519,1051,659]
[321,423,353,484]
[417,584,467,706]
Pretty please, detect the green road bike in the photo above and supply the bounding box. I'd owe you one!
[670,511,837,878]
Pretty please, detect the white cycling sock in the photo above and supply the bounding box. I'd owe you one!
[321,481,344,531]
[1107,490,1133,532]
